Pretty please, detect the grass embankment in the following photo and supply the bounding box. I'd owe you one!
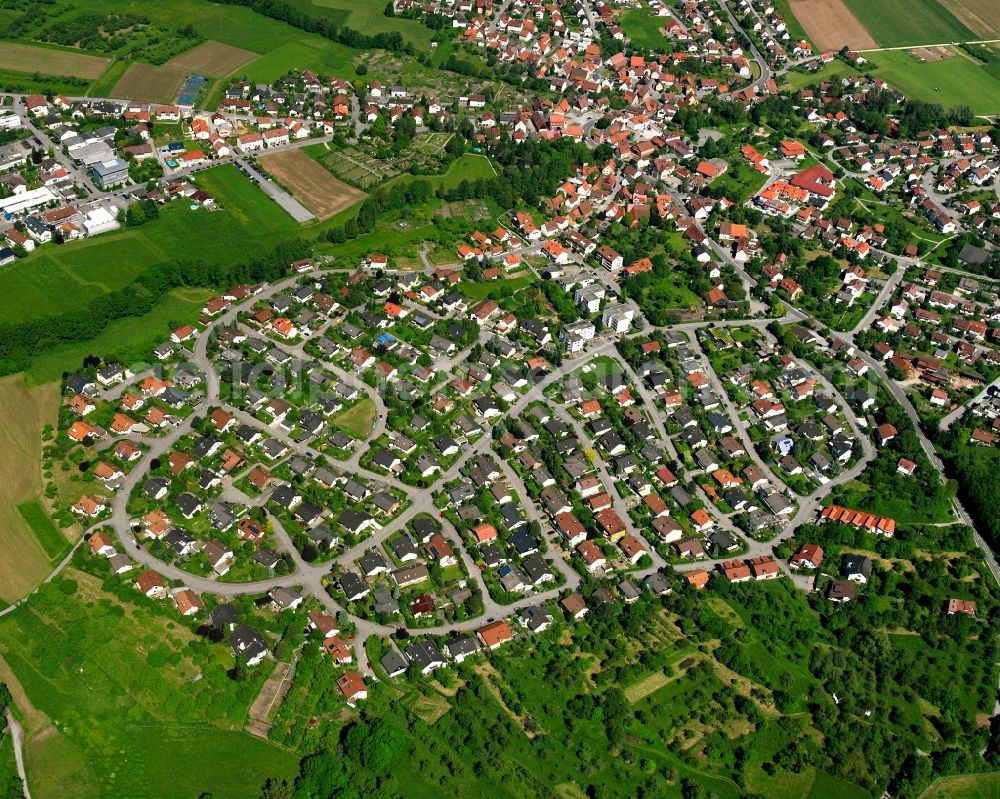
[0,568,298,799]
[0,375,62,603]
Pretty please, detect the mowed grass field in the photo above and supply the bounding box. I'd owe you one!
[332,397,376,439]
[840,0,975,46]
[0,569,298,799]
[916,772,1000,798]
[296,0,434,48]
[16,501,70,561]
[0,42,109,79]
[0,237,166,321]
[165,40,258,77]
[238,39,357,84]
[111,62,187,104]
[0,375,62,603]
[867,49,1000,114]
[383,153,497,193]
[193,163,305,232]
[260,148,366,220]
[618,9,671,52]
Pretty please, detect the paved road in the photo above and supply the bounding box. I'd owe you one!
[939,376,1000,431]
[67,267,936,613]
[23,221,1000,683]
[857,38,1000,53]
[70,278,623,655]
[781,271,1000,589]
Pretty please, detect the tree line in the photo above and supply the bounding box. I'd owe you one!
[212,0,413,55]
[0,237,310,377]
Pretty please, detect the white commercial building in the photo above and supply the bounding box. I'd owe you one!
[82,206,120,236]
[0,186,56,215]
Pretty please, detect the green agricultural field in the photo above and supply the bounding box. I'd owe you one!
[16,501,69,561]
[24,0,367,93]
[0,238,158,321]
[70,0,304,54]
[0,68,91,96]
[841,0,974,47]
[0,164,297,338]
[86,58,130,97]
[808,769,875,798]
[0,42,109,79]
[0,377,61,603]
[866,49,1000,115]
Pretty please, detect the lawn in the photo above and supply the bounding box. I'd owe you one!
[332,397,376,439]
[192,163,302,234]
[619,9,671,52]
[783,61,857,91]
[458,275,535,301]
[866,49,1000,115]
[239,39,357,83]
[383,153,497,193]
[840,0,975,47]
[16,500,69,561]
[624,273,702,318]
[714,162,769,203]
[832,476,954,526]
[0,376,61,603]
[0,569,298,799]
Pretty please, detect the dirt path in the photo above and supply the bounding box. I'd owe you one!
[0,659,49,736]
[6,709,30,799]
[246,658,296,738]
[473,664,539,737]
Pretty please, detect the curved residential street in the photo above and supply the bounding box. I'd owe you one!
[24,230,993,681]
[11,5,997,675]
